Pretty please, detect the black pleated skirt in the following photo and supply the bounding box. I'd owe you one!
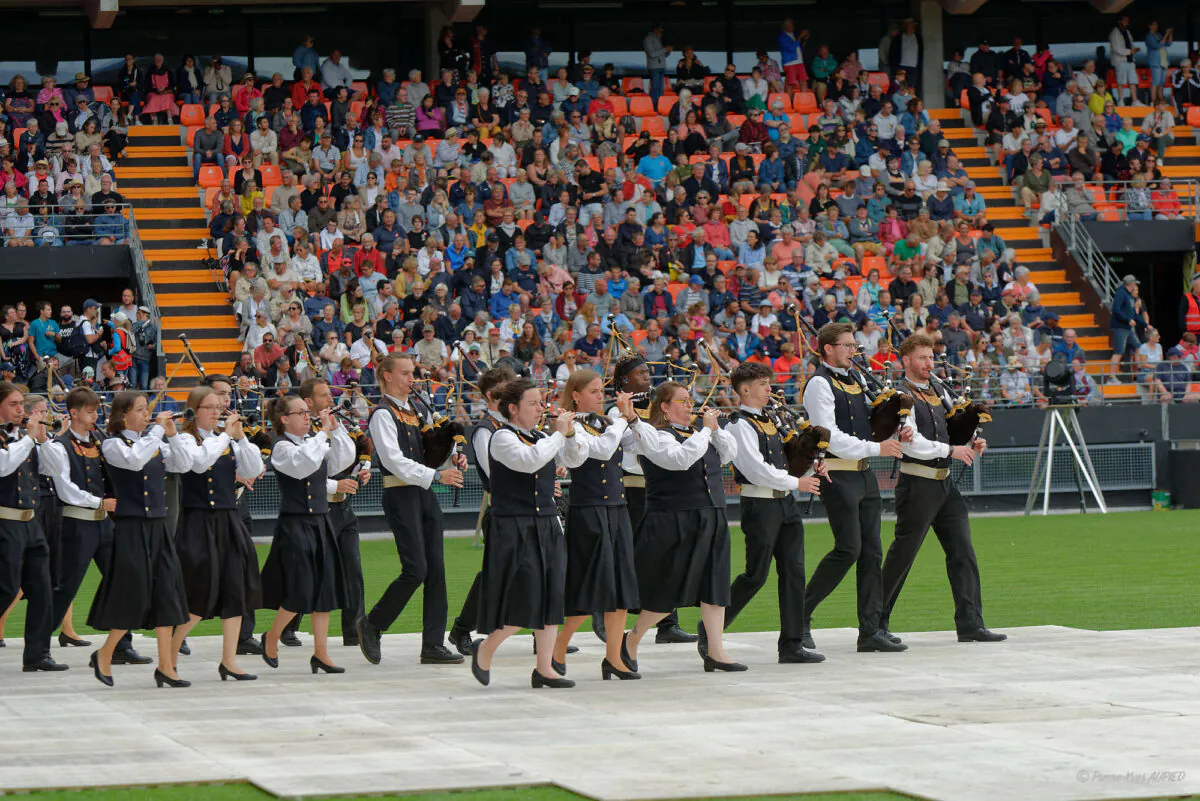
[564,505,639,617]
[634,506,731,612]
[176,508,262,620]
[260,513,343,614]
[477,514,565,634]
[87,517,190,631]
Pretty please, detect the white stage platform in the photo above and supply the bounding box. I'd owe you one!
[2,626,1199,801]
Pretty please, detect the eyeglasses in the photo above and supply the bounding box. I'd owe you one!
[669,397,694,407]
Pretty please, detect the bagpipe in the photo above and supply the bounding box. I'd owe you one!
[790,307,913,441]
[764,393,830,478]
[932,359,992,447]
[412,376,467,469]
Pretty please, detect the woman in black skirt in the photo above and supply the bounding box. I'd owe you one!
[90,392,193,687]
[623,381,747,674]
[552,368,640,680]
[471,377,575,689]
[169,386,265,681]
[259,395,354,675]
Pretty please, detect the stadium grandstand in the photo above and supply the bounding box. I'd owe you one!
[1,0,1198,511]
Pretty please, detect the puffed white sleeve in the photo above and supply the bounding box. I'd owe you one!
[712,426,738,465]
[490,428,566,473]
[326,425,356,475]
[270,434,330,479]
[43,440,102,509]
[638,426,712,471]
[101,427,165,471]
[0,435,37,476]
[587,417,626,461]
[368,409,436,489]
[472,426,493,479]
[162,435,194,473]
[190,432,232,474]
[231,434,265,479]
[900,406,952,460]
[610,408,644,453]
[559,422,592,469]
[802,375,881,460]
[728,418,796,491]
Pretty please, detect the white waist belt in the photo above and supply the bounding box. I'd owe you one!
[738,485,790,500]
[63,506,108,521]
[899,463,950,481]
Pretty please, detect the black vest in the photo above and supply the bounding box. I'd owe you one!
[812,364,873,443]
[180,431,239,510]
[568,416,625,508]
[0,426,39,511]
[38,474,56,499]
[468,414,503,493]
[488,426,558,517]
[639,426,726,511]
[900,380,953,469]
[730,411,788,486]
[371,398,425,479]
[275,434,330,515]
[109,433,168,519]
[56,430,108,503]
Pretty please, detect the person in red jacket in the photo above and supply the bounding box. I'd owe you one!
[738,108,771,152]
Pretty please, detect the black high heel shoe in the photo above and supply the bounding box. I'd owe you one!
[261,633,278,669]
[621,632,638,673]
[531,669,575,689]
[551,658,566,676]
[601,658,641,681]
[154,669,191,688]
[470,640,489,687]
[89,651,113,687]
[310,656,345,674]
[59,633,91,648]
[700,651,748,673]
[218,663,257,681]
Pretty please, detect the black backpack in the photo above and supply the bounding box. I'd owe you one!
[58,320,88,358]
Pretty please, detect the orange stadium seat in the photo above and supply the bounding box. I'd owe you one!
[640,116,667,137]
[622,77,646,95]
[609,96,628,117]
[197,165,224,188]
[92,86,113,104]
[260,164,282,187]
[768,93,793,113]
[793,92,818,114]
[180,104,205,127]
[629,95,655,116]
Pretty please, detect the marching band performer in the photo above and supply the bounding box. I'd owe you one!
[88,392,193,687]
[802,323,909,654]
[259,393,355,675]
[552,369,640,679]
[470,377,575,688]
[0,382,67,672]
[714,363,825,664]
[43,387,149,667]
[607,353,696,645]
[622,381,746,674]
[880,334,1006,644]
[170,386,265,682]
[447,365,516,655]
[357,353,465,667]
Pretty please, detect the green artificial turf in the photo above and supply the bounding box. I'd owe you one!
[5,509,1198,640]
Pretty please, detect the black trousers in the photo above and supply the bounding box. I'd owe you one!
[451,505,489,637]
[881,474,985,634]
[804,469,884,637]
[237,490,257,643]
[288,500,364,642]
[0,519,53,665]
[625,483,679,631]
[367,485,447,648]
[726,495,807,652]
[52,517,132,653]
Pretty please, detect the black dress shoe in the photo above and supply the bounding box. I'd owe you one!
[280,630,302,647]
[356,616,382,665]
[89,651,113,686]
[601,658,640,680]
[857,631,909,653]
[111,648,153,665]
[0,638,6,647]
[420,644,465,664]
[470,640,489,686]
[880,629,903,644]
[655,624,699,644]
[447,628,473,656]
[621,631,638,673]
[700,652,748,672]
[551,658,566,676]
[531,669,575,689]
[23,656,69,672]
[311,656,346,674]
[261,634,278,669]
[779,648,826,664]
[800,634,816,649]
[236,638,263,656]
[591,615,607,643]
[58,633,91,648]
[696,621,709,657]
[154,669,190,688]
[218,663,257,681]
[178,639,191,656]
[958,627,1007,643]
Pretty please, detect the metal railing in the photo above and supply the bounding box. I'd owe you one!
[1,203,135,246]
[1053,210,1122,306]
[126,208,167,376]
[1076,178,1200,224]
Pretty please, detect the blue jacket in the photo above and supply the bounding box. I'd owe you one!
[489,289,520,320]
[758,157,785,187]
[1110,286,1137,328]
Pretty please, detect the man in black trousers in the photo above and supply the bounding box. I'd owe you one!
[880,334,1006,643]
[707,362,825,663]
[802,322,908,653]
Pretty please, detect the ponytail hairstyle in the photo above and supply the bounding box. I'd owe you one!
[107,390,145,436]
[496,377,537,422]
[181,386,215,437]
[647,380,686,429]
[268,393,304,437]
[559,368,600,412]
